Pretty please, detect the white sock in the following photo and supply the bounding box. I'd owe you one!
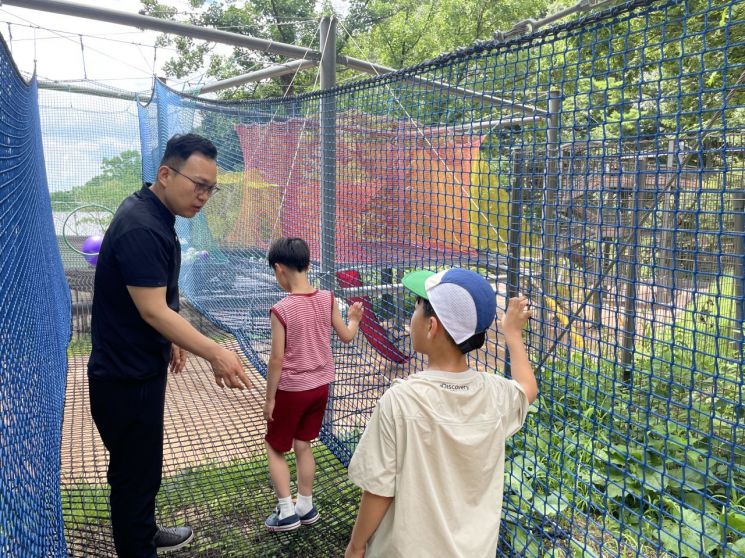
[277,496,294,519]
[295,493,313,517]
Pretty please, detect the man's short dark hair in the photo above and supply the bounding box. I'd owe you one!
[160,133,217,169]
[417,296,486,354]
[267,237,310,272]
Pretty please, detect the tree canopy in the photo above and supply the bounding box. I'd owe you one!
[136,0,743,134]
[140,0,573,97]
[49,150,142,209]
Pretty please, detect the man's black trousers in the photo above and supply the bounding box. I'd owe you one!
[89,374,167,558]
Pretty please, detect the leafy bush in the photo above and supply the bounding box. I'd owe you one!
[504,274,745,556]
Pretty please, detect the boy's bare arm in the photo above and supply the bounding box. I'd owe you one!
[502,296,538,404]
[264,312,285,421]
[332,300,363,343]
[345,491,394,557]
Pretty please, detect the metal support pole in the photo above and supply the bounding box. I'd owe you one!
[593,238,604,328]
[507,150,525,300]
[198,59,318,94]
[659,137,677,306]
[540,90,561,352]
[620,157,647,379]
[595,165,613,329]
[733,189,745,342]
[506,149,525,377]
[382,268,394,320]
[319,16,337,292]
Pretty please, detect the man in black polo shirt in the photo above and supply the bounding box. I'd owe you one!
[88,133,252,558]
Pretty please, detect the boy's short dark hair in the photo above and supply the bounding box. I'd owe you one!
[160,133,217,169]
[267,237,310,272]
[417,296,486,354]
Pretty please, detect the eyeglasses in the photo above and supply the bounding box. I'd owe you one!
[167,166,220,196]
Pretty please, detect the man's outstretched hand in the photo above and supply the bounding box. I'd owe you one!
[210,347,252,389]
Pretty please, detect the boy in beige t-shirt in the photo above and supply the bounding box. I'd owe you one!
[345,268,537,558]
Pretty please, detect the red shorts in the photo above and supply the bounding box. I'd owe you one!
[265,384,329,452]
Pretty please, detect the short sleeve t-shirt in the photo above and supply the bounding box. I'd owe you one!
[270,290,334,391]
[87,185,180,381]
[347,369,529,558]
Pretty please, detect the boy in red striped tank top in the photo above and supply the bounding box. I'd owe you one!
[263,237,364,532]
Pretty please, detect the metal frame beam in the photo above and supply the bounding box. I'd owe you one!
[6,0,319,60]
[12,0,546,115]
[37,79,148,101]
[197,59,318,94]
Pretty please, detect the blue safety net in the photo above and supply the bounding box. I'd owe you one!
[0,36,70,557]
[3,0,745,555]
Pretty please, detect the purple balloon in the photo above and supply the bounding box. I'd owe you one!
[82,234,103,267]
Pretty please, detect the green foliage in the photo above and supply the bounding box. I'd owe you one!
[505,276,744,556]
[344,0,564,69]
[66,337,93,356]
[141,0,581,97]
[641,275,743,395]
[141,0,745,137]
[141,0,319,99]
[552,0,745,137]
[49,150,141,210]
[469,154,510,252]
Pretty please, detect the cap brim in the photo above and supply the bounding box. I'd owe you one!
[401,270,435,299]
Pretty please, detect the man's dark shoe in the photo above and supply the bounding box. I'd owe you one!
[154,526,194,553]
